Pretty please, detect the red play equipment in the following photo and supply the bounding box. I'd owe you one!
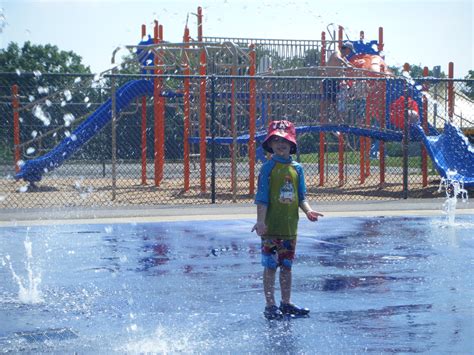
[13,5,463,198]
[130,7,442,193]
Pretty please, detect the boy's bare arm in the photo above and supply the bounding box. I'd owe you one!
[251,204,268,236]
[299,200,324,222]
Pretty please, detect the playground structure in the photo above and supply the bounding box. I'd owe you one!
[6,6,474,208]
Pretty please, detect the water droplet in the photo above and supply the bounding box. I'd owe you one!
[33,70,42,77]
[63,113,75,127]
[26,147,35,155]
[74,77,81,83]
[32,105,51,126]
[63,90,72,101]
[37,86,49,94]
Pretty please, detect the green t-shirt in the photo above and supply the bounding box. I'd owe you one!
[265,162,299,239]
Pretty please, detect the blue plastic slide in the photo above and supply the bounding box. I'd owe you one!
[16,80,154,183]
[414,122,474,187]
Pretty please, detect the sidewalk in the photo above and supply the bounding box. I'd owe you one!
[1,198,472,226]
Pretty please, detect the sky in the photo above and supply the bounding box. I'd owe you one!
[1,0,472,78]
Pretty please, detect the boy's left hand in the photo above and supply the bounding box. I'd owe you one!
[306,210,324,222]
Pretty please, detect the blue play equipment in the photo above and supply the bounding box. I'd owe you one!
[414,123,474,187]
[15,38,474,186]
[15,80,154,183]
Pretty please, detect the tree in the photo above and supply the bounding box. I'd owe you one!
[0,41,94,100]
[0,41,90,74]
[0,42,98,162]
[388,64,446,78]
[463,70,474,99]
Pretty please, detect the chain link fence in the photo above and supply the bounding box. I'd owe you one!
[1,72,473,209]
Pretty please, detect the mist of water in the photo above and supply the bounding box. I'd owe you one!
[438,169,469,226]
[4,235,44,304]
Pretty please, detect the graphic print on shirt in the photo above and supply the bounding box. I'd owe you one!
[279,175,295,204]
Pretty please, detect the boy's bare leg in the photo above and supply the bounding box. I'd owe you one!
[263,267,277,306]
[280,266,292,304]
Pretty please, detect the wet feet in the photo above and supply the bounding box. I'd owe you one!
[264,305,283,320]
[279,302,310,317]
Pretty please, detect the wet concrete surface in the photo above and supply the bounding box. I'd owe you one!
[0,215,473,353]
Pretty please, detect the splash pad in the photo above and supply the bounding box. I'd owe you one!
[1,214,473,353]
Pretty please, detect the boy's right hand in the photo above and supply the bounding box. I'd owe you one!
[251,221,267,236]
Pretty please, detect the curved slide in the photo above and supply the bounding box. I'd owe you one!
[16,80,154,183]
[414,123,474,187]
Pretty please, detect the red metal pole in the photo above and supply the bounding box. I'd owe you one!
[249,44,257,195]
[422,66,429,187]
[153,20,161,186]
[183,27,191,191]
[140,24,147,185]
[358,29,366,184]
[448,62,454,121]
[197,6,203,42]
[379,80,386,187]
[12,85,20,173]
[199,49,207,192]
[378,27,384,52]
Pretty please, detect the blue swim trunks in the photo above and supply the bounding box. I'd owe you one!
[261,238,296,269]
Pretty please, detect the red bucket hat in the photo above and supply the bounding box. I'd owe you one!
[262,120,297,154]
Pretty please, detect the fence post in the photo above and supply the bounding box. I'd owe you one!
[111,68,117,201]
[153,20,162,186]
[319,31,326,187]
[183,27,191,191]
[12,84,21,174]
[158,24,166,184]
[249,44,257,196]
[379,79,387,187]
[402,82,409,199]
[210,75,216,204]
[141,24,148,185]
[338,133,344,186]
[448,62,454,121]
[422,67,429,187]
[199,48,207,192]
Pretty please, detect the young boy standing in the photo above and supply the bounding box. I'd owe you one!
[252,120,323,320]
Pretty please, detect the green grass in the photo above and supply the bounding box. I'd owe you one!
[298,151,435,170]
